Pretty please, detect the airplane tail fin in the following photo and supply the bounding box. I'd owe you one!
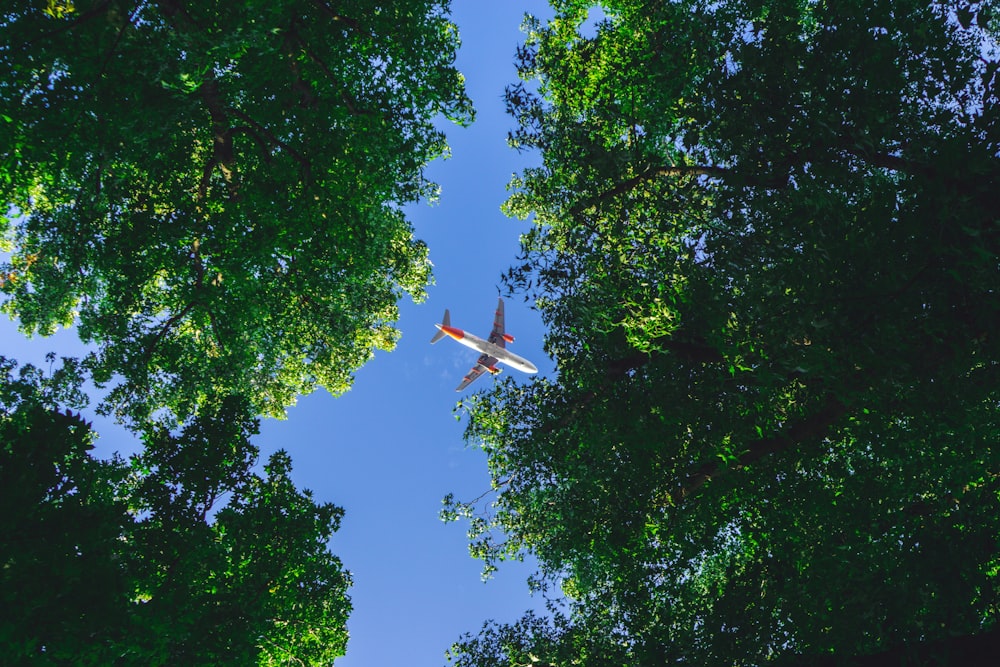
[430,309,451,344]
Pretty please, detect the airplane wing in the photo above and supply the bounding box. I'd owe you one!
[456,353,499,391]
[488,298,505,348]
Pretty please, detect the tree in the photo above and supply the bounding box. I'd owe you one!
[124,396,352,666]
[0,0,473,424]
[0,356,131,664]
[0,357,351,665]
[448,1,1000,664]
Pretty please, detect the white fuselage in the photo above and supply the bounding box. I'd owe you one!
[440,327,538,374]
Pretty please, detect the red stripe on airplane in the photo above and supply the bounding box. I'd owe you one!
[442,325,465,341]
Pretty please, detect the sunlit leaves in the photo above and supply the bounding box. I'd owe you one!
[0,359,350,665]
[0,0,472,425]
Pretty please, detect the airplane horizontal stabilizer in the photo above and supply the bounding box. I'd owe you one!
[430,309,451,344]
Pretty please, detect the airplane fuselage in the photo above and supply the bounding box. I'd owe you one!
[435,325,538,374]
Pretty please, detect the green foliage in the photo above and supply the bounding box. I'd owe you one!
[0,0,472,424]
[0,356,131,664]
[451,1,1000,664]
[0,358,350,665]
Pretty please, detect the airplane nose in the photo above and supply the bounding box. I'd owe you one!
[515,358,538,374]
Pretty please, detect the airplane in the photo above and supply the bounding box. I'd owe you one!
[430,297,538,391]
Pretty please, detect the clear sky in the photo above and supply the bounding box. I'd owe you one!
[268,4,559,665]
[0,2,557,666]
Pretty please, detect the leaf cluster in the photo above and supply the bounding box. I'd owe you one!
[0,0,472,424]
[0,358,351,665]
[452,1,1000,664]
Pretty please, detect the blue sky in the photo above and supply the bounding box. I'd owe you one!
[303,4,556,664]
[1,2,558,666]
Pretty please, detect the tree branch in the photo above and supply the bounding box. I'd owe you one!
[570,165,731,215]
[203,304,227,355]
[311,0,362,32]
[285,26,373,116]
[670,392,848,504]
[19,0,114,48]
[605,335,725,378]
[228,109,312,185]
[198,75,237,200]
[144,301,198,363]
[230,125,272,162]
[95,0,145,82]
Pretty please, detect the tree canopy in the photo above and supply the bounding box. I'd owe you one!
[0,356,351,665]
[0,0,472,424]
[449,0,1000,664]
[1,2,472,662]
